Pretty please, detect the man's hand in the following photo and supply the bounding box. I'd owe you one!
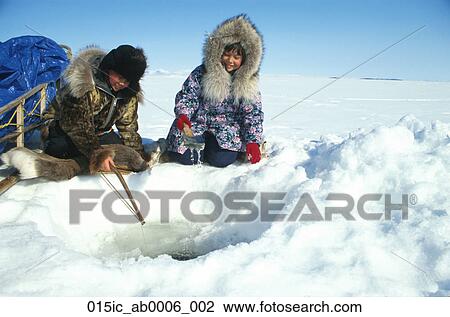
[89,148,115,174]
[99,156,115,172]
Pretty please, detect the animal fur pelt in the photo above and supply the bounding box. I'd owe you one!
[1,148,81,181]
[1,144,148,181]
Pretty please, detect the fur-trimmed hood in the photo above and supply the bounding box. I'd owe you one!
[63,46,105,98]
[202,15,264,104]
[63,46,143,101]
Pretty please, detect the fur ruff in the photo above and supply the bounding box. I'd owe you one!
[64,46,105,99]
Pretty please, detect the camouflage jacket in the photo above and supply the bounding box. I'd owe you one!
[46,47,144,158]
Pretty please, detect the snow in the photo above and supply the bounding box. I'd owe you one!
[0,75,449,296]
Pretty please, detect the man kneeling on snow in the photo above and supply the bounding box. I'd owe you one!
[43,44,148,174]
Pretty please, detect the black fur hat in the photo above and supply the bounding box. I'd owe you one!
[99,45,147,84]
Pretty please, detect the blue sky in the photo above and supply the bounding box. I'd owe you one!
[1,0,449,81]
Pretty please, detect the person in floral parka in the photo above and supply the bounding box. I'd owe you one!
[166,15,264,167]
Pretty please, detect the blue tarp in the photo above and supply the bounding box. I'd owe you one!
[0,36,69,153]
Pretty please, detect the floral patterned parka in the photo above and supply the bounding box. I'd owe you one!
[166,65,264,154]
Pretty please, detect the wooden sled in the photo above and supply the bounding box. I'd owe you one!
[0,170,20,196]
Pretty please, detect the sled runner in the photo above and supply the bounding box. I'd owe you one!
[0,170,20,196]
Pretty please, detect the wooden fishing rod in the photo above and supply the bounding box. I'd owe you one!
[110,166,146,225]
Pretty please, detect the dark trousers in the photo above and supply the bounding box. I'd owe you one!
[168,132,238,168]
[44,122,122,171]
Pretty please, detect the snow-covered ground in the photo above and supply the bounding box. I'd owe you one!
[0,74,449,296]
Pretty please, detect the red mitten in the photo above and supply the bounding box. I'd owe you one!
[246,143,261,164]
[176,114,192,131]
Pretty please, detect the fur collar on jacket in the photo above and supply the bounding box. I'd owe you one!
[202,15,264,104]
[63,46,143,101]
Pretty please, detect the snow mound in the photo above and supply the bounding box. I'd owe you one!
[0,116,449,296]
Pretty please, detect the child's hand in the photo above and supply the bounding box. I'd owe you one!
[246,143,261,164]
[176,114,192,130]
